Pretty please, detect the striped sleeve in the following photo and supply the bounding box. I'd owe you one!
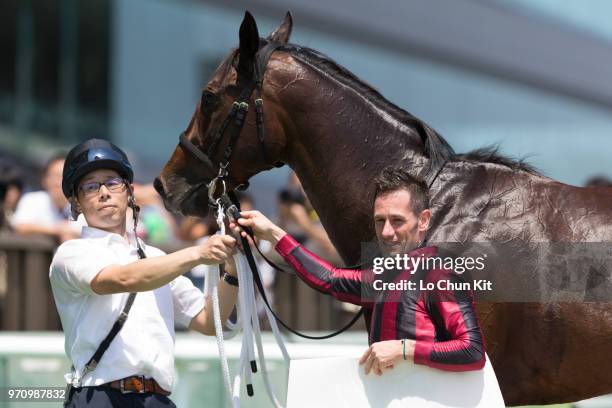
[414,270,486,371]
[275,234,372,307]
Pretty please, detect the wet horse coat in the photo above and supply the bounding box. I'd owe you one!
[156,12,612,405]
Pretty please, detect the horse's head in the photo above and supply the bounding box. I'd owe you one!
[155,11,293,217]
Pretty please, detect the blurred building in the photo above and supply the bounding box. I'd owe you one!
[2,0,612,208]
[1,0,110,161]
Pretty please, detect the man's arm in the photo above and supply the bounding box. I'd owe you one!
[413,271,486,372]
[359,271,485,375]
[188,258,239,335]
[232,211,369,306]
[91,235,236,294]
[275,234,368,305]
[14,220,79,242]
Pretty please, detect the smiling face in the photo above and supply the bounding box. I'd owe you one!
[374,188,431,256]
[73,169,129,235]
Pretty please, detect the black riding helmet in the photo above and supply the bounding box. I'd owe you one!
[62,138,134,198]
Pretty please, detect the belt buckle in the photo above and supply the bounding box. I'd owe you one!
[120,375,146,394]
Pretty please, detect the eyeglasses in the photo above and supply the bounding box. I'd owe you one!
[78,177,127,197]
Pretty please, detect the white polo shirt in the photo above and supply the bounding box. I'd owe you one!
[49,226,204,391]
[11,190,85,231]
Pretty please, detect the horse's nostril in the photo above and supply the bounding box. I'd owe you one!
[153,177,165,197]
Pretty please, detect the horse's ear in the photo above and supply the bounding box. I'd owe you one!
[237,11,260,78]
[267,11,293,44]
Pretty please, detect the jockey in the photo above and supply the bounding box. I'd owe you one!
[232,165,486,375]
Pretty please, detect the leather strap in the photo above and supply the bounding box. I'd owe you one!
[180,132,216,171]
[106,375,170,396]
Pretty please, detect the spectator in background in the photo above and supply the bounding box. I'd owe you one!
[274,173,355,314]
[178,215,219,245]
[0,164,24,232]
[0,164,24,303]
[585,175,612,187]
[12,154,82,243]
[130,183,178,247]
[277,172,340,263]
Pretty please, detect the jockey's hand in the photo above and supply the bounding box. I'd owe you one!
[359,339,413,376]
[229,210,287,245]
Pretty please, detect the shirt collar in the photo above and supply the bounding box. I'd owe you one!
[81,226,138,246]
[408,245,438,258]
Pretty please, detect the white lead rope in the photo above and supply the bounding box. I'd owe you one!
[206,204,289,407]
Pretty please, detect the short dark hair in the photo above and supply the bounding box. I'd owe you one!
[0,165,23,201]
[236,191,254,206]
[43,153,66,175]
[373,166,429,214]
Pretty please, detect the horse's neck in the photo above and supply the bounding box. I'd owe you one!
[275,64,428,262]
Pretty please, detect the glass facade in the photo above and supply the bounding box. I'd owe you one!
[0,0,110,161]
[495,0,612,43]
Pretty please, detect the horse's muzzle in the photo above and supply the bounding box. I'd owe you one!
[153,177,166,200]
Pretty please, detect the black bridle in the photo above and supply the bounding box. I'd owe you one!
[178,41,284,205]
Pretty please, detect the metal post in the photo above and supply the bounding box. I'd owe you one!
[14,0,34,138]
[60,0,78,142]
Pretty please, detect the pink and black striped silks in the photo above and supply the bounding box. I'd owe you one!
[275,234,486,372]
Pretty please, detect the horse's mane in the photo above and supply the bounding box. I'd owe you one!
[456,146,539,174]
[277,43,540,176]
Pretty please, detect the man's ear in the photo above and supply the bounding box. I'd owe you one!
[267,11,293,44]
[69,196,82,220]
[418,209,431,233]
[41,174,50,191]
[237,11,260,79]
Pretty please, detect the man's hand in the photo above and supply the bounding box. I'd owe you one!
[197,235,236,265]
[229,210,287,245]
[359,339,414,376]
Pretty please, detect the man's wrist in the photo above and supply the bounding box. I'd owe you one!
[406,339,416,360]
[221,272,239,287]
[268,226,287,244]
[398,339,406,360]
[191,246,205,265]
[224,259,238,277]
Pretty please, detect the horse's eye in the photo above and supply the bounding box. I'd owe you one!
[201,91,218,108]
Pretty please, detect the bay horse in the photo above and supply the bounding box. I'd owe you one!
[154,12,612,405]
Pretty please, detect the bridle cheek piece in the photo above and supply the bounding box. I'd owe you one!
[178,41,284,206]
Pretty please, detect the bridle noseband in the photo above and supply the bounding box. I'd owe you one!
[178,41,284,206]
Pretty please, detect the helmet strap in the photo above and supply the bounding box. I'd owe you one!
[126,185,146,258]
[69,196,81,221]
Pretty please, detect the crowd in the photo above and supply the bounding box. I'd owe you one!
[0,153,341,317]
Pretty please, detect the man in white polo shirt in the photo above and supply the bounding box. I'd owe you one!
[49,139,238,407]
[12,154,83,242]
